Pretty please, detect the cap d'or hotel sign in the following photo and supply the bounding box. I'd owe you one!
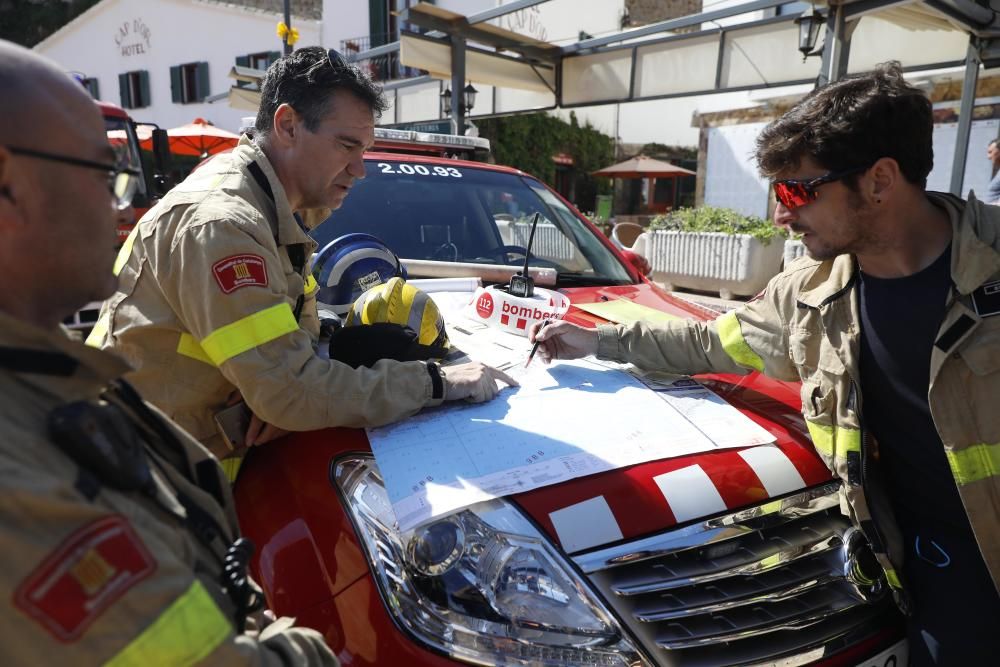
[115,18,151,57]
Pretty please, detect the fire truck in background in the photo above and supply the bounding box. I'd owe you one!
[100,100,172,240]
[64,101,171,331]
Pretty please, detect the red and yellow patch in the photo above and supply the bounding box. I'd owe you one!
[212,254,268,294]
[14,515,156,641]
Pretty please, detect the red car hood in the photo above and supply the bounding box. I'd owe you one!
[503,281,832,553]
[238,281,830,566]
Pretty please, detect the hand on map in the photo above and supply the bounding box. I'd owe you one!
[528,320,599,363]
[442,361,519,402]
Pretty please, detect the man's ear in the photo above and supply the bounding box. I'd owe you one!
[271,103,300,146]
[868,156,901,203]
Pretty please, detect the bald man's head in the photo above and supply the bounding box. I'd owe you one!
[0,41,101,150]
[0,40,120,327]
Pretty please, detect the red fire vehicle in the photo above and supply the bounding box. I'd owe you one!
[65,102,170,331]
[233,141,908,666]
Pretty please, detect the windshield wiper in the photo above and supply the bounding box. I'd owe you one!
[556,272,629,287]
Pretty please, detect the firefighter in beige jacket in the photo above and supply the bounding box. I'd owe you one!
[89,48,513,466]
[0,40,334,664]
[532,63,1000,663]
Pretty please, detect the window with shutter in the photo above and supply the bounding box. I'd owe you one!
[82,77,100,100]
[118,71,149,108]
[118,72,131,108]
[170,65,183,103]
[172,62,210,103]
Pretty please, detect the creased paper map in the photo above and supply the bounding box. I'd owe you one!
[367,297,776,531]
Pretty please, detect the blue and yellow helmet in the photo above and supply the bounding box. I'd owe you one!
[311,233,406,315]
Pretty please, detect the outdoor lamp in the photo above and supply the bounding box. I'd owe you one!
[794,5,826,60]
[462,83,478,112]
[441,86,452,115]
[441,84,478,116]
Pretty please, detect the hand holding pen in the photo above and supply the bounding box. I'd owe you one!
[527,319,600,365]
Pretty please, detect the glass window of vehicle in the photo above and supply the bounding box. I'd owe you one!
[311,159,634,287]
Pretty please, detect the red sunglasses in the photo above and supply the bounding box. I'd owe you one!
[772,165,871,210]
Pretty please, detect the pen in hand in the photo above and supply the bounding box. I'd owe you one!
[525,319,551,367]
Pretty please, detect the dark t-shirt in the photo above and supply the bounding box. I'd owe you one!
[859,244,1000,664]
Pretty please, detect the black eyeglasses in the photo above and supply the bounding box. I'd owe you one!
[7,146,140,210]
[772,164,871,211]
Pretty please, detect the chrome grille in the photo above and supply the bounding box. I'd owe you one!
[574,483,900,667]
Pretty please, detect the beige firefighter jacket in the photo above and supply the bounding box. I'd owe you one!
[0,311,337,665]
[88,137,441,459]
[596,192,1000,608]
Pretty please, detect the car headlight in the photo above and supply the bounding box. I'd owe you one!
[334,455,646,667]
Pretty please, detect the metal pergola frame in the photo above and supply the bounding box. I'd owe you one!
[352,0,1000,195]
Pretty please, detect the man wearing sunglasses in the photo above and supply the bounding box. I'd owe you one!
[0,41,337,663]
[532,61,1000,664]
[88,47,514,479]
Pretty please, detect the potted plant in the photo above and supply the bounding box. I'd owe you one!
[634,206,786,299]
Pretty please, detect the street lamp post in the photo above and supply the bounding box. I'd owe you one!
[440,82,478,134]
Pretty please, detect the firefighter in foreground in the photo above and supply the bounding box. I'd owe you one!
[0,40,336,664]
[88,47,515,472]
[531,62,1000,664]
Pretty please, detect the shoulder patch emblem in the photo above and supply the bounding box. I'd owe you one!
[14,515,156,642]
[213,254,268,294]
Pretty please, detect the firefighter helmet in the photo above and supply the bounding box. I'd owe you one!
[311,233,405,314]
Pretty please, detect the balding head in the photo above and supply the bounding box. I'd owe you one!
[0,41,100,150]
[0,40,120,328]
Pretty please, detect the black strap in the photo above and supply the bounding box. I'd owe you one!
[0,347,78,376]
[247,161,306,323]
[934,313,976,352]
[246,161,274,204]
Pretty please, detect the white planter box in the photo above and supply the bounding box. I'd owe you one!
[783,239,806,267]
[634,230,784,299]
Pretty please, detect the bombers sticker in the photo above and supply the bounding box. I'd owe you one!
[14,515,156,641]
[213,254,268,294]
[467,286,570,337]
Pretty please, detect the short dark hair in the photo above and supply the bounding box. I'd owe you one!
[756,61,933,189]
[254,47,389,137]
[989,138,999,149]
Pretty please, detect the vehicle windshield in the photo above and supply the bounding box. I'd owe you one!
[311,159,634,287]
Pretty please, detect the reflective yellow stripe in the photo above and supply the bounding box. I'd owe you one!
[113,225,140,276]
[199,303,298,366]
[86,311,109,348]
[220,457,243,484]
[716,311,764,372]
[177,333,216,366]
[884,567,902,589]
[946,442,1000,485]
[805,421,860,458]
[304,274,318,293]
[104,580,231,667]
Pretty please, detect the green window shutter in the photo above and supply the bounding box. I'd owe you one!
[196,62,210,102]
[118,73,131,108]
[369,0,387,47]
[170,65,183,103]
[138,70,151,107]
[235,54,250,68]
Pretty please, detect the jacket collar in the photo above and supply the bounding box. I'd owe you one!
[0,310,130,403]
[933,191,1000,295]
[232,136,312,249]
[795,191,1000,308]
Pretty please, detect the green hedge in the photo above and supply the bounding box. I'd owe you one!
[649,206,786,244]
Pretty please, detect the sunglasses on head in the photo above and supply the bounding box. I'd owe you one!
[772,164,871,211]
